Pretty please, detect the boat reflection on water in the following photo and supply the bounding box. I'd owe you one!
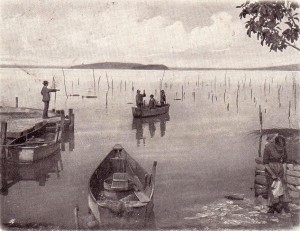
[0,149,63,196]
[132,113,170,146]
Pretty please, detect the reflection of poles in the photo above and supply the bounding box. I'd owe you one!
[160,120,166,137]
[1,121,7,159]
[0,158,8,195]
[149,122,156,138]
[69,131,75,151]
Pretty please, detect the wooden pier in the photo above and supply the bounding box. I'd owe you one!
[0,106,74,143]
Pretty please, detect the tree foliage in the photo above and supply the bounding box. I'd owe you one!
[237,1,300,52]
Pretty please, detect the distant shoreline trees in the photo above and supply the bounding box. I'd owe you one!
[237,1,299,52]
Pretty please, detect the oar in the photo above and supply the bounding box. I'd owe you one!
[127,163,150,203]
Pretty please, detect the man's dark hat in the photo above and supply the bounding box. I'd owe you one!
[150,94,154,97]
[43,80,49,85]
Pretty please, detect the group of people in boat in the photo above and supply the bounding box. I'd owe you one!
[136,89,166,109]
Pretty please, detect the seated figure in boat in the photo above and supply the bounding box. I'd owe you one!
[149,94,157,109]
[160,90,166,106]
[136,89,146,108]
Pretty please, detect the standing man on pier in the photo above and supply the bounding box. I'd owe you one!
[41,80,59,119]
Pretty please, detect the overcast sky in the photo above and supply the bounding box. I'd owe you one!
[0,0,299,68]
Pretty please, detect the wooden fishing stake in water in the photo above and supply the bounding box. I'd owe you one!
[62,69,68,99]
[93,69,96,92]
[278,86,281,107]
[251,88,253,100]
[288,101,291,128]
[258,134,263,157]
[74,205,79,229]
[97,76,101,91]
[293,79,297,111]
[15,97,18,108]
[106,91,108,108]
[236,89,239,113]
[182,85,183,101]
[259,105,263,134]
[1,121,7,158]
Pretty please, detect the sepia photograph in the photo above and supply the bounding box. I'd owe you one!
[0,0,299,230]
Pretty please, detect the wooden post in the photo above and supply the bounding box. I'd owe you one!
[182,85,183,101]
[15,97,18,108]
[259,105,263,134]
[1,121,7,159]
[60,110,65,133]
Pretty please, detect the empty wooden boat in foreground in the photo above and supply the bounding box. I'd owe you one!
[88,144,157,228]
[5,122,61,163]
[132,104,170,118]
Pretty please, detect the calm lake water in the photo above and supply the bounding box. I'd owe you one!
[0,68,299,229]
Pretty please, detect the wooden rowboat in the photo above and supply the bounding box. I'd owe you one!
[88,144,157,228]
[5,122,61,163]
[132,104,170,118]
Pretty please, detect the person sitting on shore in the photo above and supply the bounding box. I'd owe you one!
[41,80,59,119]
[136,89,146,108]
[160,90,166,105]
[149,94,157,109]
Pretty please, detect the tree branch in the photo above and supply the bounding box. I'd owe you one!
[285,41,300,51]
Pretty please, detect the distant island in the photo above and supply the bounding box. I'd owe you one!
[70,62,169,70]
[0,63,299,71]
[170,63,300,72]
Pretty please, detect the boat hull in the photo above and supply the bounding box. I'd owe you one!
[132,104,170,118]
[6,142,60,163]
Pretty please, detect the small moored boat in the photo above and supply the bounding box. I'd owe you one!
[6,122,61,163]
[88,144,157,228]
[132,104,170,118]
